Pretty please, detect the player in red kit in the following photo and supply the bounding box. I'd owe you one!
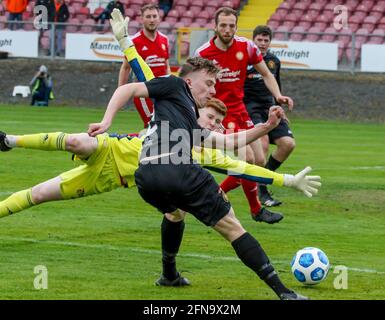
[119,3,171,126]
[195,7,294,224]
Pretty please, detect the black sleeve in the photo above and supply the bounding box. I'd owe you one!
[145,76,181,100]
[63,5,69,22]
[276,59,281,91]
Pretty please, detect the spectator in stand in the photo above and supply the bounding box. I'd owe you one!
[93,0,124,26]
[30,65,54,107]
[158,0,173,17]
[35,0,56,23]
[35,0,56,55]
[5,0,28,30]
[54,0,69,56]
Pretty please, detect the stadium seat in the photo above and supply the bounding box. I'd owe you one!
[176,0,190,6]
[174,5,187,17]
[344,0,359,11]
[76,7,90,23]
[372,3,385,14]
[128,20,140,34]
[289,26,305,41]
[274,25,290,41]
[319,27,336,42]
[360,0,375,11]
[158,21,171,34]
[367,29,385,45]
[361,16,379,33]
[304,26,322,42]
[79,19,95,33]
[276,7,289,17]
[337,30,352,48]
[66,18,80,33]
[355,28,370,46]
[378,16,385,30]
[267,20,280,31]
[269,12,284,23]
[164,10,179,24]
[308,2,324,12]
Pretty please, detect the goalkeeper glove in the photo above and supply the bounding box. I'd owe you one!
[110,8,133,51]
[283,167,321,197]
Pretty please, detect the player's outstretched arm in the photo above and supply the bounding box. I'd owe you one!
[282,167,321,197]
[88,82,149,137]
[193,148,321,197]
[202,106,283,150]
[110,8,154,82]
[254,60,294,110]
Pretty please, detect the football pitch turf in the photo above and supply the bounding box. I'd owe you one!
[0,105,384,300]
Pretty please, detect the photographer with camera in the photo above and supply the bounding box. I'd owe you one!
[30,65,54,107]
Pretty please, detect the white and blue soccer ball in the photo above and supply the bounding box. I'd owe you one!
[291,247,330,285]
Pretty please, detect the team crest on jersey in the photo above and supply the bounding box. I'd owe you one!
[236,51,244,60]
[227,122,235,130]
[268,60,275,69]
[142,46,148,51]
[161,44,166,51]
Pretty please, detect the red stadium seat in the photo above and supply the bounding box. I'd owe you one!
[344,0,359,11]
[289,26,305,41]
[361,16,379,33]
[66,18,80,33]
[269,12,284,22]
[337,30,353,48]
[304,26,322,42]
[176,0,190,6]
[366,29,385,45]
[277,2,291,10]
[128,20,140,34]
[174,5,187,16]
[158,21,171,33]
[267,20,280,31]
[372,3,385,14]
[274,25,290,41]
[360,0,375,11]
[79,19,95,33]
[319,27,336,42]
[308,3,324,12]
[355,28,370,45]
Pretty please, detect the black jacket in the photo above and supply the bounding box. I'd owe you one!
[35,0,56,22]
[55,3,69,23]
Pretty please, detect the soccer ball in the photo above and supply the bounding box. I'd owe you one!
[291,247,330,285]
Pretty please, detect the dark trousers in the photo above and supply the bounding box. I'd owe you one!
[31,89,51,106]
[8,13,23,30]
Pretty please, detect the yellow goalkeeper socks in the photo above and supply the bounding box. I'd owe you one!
[16,132,67,151]
[0,189,35,218]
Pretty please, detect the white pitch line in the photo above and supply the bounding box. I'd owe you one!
[350,166,385,170]
[1,236,384,275]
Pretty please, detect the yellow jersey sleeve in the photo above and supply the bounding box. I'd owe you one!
[192,147,284,187]
[123,46,154,82]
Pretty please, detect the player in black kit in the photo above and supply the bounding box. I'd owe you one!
[244,25,296,208]
[89,55,309,300]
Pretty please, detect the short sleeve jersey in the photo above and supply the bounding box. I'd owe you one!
[132,30,170,77]
[141,75,210,163]
[244,50,281,108]
[195,36,263,113]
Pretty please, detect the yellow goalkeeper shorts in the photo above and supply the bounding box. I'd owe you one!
[59,134,125,199]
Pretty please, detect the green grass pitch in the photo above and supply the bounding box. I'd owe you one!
[0,105,384,300]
